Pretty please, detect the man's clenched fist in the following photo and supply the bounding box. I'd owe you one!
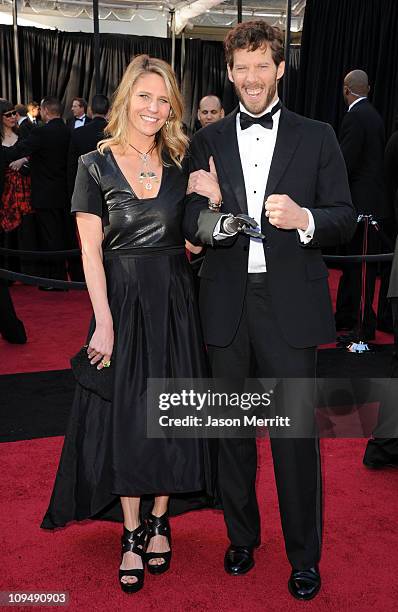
[264,194,309,230]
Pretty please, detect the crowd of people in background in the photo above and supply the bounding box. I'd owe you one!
[0,69,398,343]
[1,18,397,601]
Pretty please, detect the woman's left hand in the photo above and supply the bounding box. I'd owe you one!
[187,156,222,204]
[9,157,27,171]
[185,240,203,255]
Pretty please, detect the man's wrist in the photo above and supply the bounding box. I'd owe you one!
[297,208,310,231]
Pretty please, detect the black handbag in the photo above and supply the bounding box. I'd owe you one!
[18,161,30,177]
[70,345,113,401]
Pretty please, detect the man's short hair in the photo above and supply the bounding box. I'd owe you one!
[41,97,63,116]
[27,101,40,110]
[91,94,110,116]
[73,97,88,112]
[15,104,28,117]
[224,20,285,68]
[199,95,223,110]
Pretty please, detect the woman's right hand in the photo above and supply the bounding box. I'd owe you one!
[87,321,114,369]
[186,156,222,204]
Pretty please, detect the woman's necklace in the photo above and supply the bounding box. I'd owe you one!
[128,142,159,191]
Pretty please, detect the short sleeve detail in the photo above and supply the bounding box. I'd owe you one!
[71,157,103,218]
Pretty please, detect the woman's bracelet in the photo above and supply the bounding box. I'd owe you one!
[208,198,222,212]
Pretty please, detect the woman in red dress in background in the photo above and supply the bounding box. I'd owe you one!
[0,99,35,273]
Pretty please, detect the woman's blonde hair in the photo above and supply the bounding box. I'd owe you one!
[98,55,188,167]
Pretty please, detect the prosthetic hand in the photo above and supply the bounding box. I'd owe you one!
[221,214,265,239]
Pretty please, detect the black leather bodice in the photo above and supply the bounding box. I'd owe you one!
[72,148,188,251]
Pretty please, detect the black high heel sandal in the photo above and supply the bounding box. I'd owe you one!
[145,512,172,575]
[119,524,147,594]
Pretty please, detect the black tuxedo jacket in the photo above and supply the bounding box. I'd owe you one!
[388,237,398,299]
[184,106,356,348]
[66,115,92,132]
[385,129,398,222]
[18,117,35,140]
[20,118,70,209]
[67,116,107,197]
[339,99,389,218]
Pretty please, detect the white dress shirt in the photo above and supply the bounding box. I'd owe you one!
[74,115,86,128]
[215,99,314,272]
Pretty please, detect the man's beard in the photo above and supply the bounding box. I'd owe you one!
[235,81,277,115]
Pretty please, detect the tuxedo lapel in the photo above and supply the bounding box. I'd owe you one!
[264,107,302,199]
[213,109,248,214]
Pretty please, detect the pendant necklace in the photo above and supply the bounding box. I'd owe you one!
[128,142,159,191]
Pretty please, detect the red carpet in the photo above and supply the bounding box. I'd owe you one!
[0,285,92,375]
[0,270,393,375]
[1,437,397,611]
[1,272,397,609]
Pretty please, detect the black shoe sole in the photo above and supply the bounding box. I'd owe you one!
[224,559,255,576]
[363,460,398,470]
[288,580,321,600]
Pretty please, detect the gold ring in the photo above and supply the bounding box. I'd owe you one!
[101,359,111,368]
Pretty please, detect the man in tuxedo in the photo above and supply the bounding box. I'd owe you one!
[335,70,389,341]
[15,104,35,139]
[66,97,92,131]
[198,95,225,129]
[184,20,356,600]
[14,97,71,285]
[67,94,109,197]
[27,101,41,126]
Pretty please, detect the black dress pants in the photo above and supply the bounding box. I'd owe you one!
[364,298,398,461]
[208,274,322,570]
[34,208,68,280]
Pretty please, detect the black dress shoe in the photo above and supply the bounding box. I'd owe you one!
[224,545,255,575]
[288,566,321,600]
[337,329,375,344]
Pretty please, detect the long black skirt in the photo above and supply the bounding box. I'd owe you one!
[41,249,214,529]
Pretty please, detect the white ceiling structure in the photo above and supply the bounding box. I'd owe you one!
[0,1,307,34]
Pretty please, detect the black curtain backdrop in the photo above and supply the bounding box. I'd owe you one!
[1,26,174,124]
[2,3,398,137]
[296,0,398,138]
[0,25,302,134]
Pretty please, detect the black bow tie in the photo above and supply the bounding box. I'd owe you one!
[75,117,85,122]
[239,101,282,131]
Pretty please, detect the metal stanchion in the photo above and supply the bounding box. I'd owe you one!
[346,214,380,354]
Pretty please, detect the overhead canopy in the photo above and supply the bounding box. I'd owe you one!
[0,0,306,33]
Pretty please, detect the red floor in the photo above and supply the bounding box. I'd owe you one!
[0,269,393,375]
[1,437,398,611]
[1,272,397,610]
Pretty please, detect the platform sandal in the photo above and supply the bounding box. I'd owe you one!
[145,512,172,575]
[119,524,147,593]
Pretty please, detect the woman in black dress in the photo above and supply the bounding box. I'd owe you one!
[41,55,211,594]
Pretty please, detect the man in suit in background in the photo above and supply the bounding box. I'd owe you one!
[185,20,356,600]
[363,235,398,467]
[66,97,92,131]
[67,94,109,197]
[15,104,35,139]
[377,116,398,331]
[335,70,389,341]
[14,97,71,286]
[27,101,41,126]
[197,95,225,129]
